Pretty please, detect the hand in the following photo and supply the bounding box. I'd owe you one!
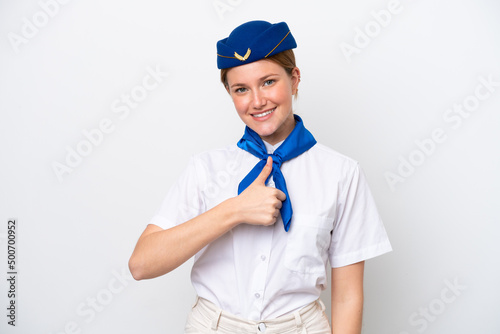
[233,156,287,226]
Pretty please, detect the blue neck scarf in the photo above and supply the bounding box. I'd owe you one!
[237,114,317,231]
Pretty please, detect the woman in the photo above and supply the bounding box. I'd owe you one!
[129,20,392,333]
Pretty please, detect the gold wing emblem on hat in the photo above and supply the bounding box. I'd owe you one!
[234,48,251,61]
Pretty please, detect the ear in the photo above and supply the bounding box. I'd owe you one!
[291,67,301,95]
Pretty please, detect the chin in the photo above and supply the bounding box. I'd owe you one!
[250,124,277,137]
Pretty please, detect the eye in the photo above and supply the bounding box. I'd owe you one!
[234,87,247,93]
[264,79,275,86]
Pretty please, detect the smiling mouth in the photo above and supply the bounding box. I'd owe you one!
[252,108,276,118]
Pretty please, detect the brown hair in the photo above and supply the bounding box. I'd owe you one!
[220,49,297,88]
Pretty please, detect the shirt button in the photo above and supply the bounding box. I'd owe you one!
[258,323,266,332]
[255,293,260,298]
[260,255,266,261]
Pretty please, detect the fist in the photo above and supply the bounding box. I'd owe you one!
[235,157,286,226]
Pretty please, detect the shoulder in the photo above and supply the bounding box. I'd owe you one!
[188,144,245,175]
[306,142,359,171]
[191,144,241,163]
[295,142,363,190]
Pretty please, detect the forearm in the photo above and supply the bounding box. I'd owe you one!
[331,294,363,334]
[129,198,239,280]
[129,158,282,280]
[330,262,365,334]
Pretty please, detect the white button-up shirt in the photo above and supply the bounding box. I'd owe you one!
[149,141,392,321]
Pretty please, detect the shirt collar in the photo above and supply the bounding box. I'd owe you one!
[263,140,284,154]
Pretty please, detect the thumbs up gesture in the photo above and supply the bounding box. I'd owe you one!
[234,157,287,226]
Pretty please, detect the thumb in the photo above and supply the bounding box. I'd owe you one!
[254,156,273,185]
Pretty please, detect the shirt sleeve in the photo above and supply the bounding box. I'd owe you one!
[148,156,206,230]
[328,163,392,268]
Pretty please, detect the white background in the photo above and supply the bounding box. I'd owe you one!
[1,0,499,333]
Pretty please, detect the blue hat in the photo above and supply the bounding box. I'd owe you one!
[216,20,297,69]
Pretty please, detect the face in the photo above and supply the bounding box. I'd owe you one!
[225,59,300,145]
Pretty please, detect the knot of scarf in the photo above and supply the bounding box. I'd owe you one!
[236,114,316,231]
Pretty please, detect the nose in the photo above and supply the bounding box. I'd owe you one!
[252,89,266,109]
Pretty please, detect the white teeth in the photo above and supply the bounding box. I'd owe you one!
[253,108,275,118]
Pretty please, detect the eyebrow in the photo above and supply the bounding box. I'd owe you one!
[229,74,280,89]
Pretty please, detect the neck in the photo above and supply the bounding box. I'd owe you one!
[259,114,296,145]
